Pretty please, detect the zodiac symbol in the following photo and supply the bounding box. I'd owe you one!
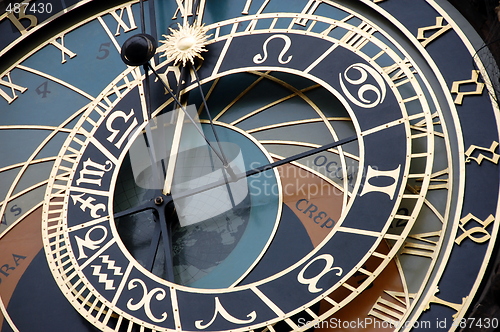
[253,34,293,65]
[340,63,387,108]
[127,278,168,323]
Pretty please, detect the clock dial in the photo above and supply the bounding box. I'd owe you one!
[0,0,498,331]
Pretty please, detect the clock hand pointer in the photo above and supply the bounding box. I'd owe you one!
[175,134,359,200]
[114,134,357,224]
[147,63,237,181]
[120,35,233,183]
[155,199,176,282]
[162,106,185,195]
[120,26,178,281]
[191,64,237,181]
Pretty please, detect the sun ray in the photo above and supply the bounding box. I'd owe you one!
[159,23,211,66]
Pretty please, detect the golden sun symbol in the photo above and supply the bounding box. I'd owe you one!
[159,23,211,66]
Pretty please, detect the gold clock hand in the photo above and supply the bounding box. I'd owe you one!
[162,108,185,195]
[147,64,233,174]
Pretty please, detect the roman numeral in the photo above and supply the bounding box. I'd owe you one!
[416,168,449,192]
[382,59,416,86]
[173,0,194,19]
[417,16,452,47]
[295,0,322,26]
[109,4,137,36]
[49,33,77,64]
[424,287,466,319]
[341,22,377,51]
[368,290,412,323]
[465,141,500,165]
[360,165,401,200]
[401,231,441,258]
[410,112,444,137]
[0,72,28,104]
[155,65,197,93]
[242,0,270,15]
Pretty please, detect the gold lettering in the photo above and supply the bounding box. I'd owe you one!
[195,297,257,329]
[6,3,38,35]
[424,287,466,319]
[50,33,77,64]
[173,0,194,19]
[360,165,401,200]
[342,22,377,51]
[76,158,113,187]
[368,290,410,323]
[455,213,495,245]
[242,0,270,15]
[417,17,452,47]
[451,70,485,105]
[0,72,28,104]
[383,59,416,86]
[465,141,500,165]
[401,231,441,258]
[416,168,449,192]
[411,112,444,137]
[109,4,137,36]
[106,109,139,149]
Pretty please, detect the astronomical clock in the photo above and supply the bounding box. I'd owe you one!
[0,0,499,331]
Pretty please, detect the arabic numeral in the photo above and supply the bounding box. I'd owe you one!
[6,3,25,13]
[30,3,52,14]
[6,2,53,14]
[97,42,111,60]
[456,318,499,329]
[8,2,54,14]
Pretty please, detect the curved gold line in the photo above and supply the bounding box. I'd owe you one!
[213,72,270,122]
[0,156,57,174]
[239,71,353,208]
[0,105,88,234]
[17,65,95,100]
[0,295,19,332]
[0,0,95,58]
[0,179,48,208]
[247,117,352,134]
[229,83,321,126]
[0,125,73,132]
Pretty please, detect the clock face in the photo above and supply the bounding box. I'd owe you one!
[0,0,499,331]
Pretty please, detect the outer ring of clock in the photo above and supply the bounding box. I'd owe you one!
[41,13,442,331]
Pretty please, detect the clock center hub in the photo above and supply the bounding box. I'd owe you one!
[177,36,196,51]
